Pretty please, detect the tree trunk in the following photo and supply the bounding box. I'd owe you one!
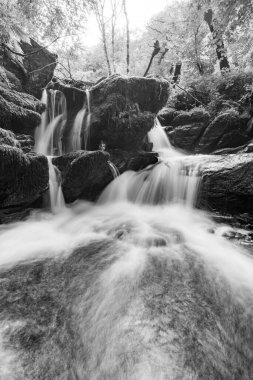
[122,0,130,74]
[172,61,182,83]
[144,40,160,77]
[204,9,230,73]
[101,23,112,76]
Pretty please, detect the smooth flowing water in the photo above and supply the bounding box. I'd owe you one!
[101,120,203,207]
[1,114,253,379]
[47,157,65,214]
[35,90,67,156]
[35,90,67,212]
[70,89,91,151]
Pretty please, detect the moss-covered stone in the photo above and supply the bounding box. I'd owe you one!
[0,85,44,134]
[0,145,48,208]
[48,74,170,151]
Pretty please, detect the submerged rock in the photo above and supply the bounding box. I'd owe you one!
[0,145,48,209]
[53,151,113,202]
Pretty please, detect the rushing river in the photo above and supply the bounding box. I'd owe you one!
[0,201,253,379]
[1,107,253,379]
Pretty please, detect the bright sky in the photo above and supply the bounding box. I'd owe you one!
[85,0,169,46]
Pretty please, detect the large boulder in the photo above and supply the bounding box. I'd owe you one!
[52,151,113,202]
[0,85,44,134]
[108,150,158,173]
[198,154,253,213]
[196,110,251,153]
[0,145,48,209]
[169,108,210,127]
[168,123,206,152]
[48,75,170,151]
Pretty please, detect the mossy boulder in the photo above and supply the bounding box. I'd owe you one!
[0,145,48,208]
[0,85,44,134]
[52,151,113,202]
[198,154,253,214]
[48,74,170,151]
[196,109,250,153]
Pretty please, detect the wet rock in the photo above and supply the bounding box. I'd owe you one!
[198,154,253,213]
[48,74,170,151]
[168,123,206,152]
[157,107,177,126]
[108,150,158,173]
[196,110,250,153]
[0,145,48,209]
[0,85,44,134]
[170,108,210,127]
[0,128,20,147]
[52,150,113,202]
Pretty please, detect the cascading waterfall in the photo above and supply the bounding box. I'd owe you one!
[35,90,67,212]
[71,103,87,151]
[84,89,91,150]
[47,157,65,213]
[100,119,203,207]
[70,89,91,151]
[3,96,253,379]
[108,160,120,178]
[35,89,67,156]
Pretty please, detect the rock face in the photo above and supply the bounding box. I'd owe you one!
[1,37,57,97]
[48,74,170,151]
[53,151,113,202]
[159,106,252,154]
[0,85,44,134]
[195,110,250,153]
[109,150,158,173]
[0,145,48,209]
[197,154,253,213]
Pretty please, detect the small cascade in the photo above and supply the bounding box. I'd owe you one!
[84,89,91,150]
[100,119,203,207]
[108,161,120,178]
[70,89,92,151]
[71,104,87,151]
[35,90,67,156]
[47,157,65,214]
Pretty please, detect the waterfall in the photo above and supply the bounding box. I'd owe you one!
[84,89,91,150]
[70,89,91,151]
[35,90,66,212]
[71,104,87,151]
[47,157,65,214]
[100,119,203,207]
[108,160,120,178]
[35,90,67,156]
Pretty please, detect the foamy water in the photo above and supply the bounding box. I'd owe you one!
[0,201,253,379]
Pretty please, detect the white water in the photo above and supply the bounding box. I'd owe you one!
[0,201,253,379]
[100,120,202,207]
[108,160,120,178]
[35,90,66,212]
[70,89,91,151]
[47,157,65,214]
[71,104,87,151]
[2,105,253,378]
[35,90,67,156]
[84,89,91,150]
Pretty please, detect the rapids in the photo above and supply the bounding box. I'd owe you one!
[1,104,253,379]
[0,201,253,379]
